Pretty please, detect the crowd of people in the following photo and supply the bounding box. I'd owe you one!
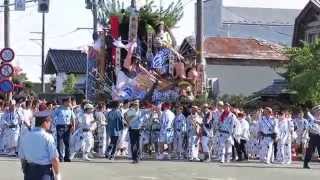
[1,97,320,169]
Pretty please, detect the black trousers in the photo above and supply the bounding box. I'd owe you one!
[129,128,141,161]
[56,125,71,161]
[273,142,278,159]
[106,136,119,157]
[304,133,320,164]
[24,164,53,180]
[235,139,248,160]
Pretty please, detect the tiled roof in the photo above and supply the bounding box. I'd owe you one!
[255,79,290,96]
[203,37,288,61]
[44,49,87,74]
[222,7,300,25]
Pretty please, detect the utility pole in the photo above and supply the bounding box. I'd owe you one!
[131,0,136,8]
[160,0,163,17]
[196,0,206,92]
[92,0,98,35]
[41,13,46,93]
[3,0,12,101]
[196,0,203,64]
[4,0,10,48]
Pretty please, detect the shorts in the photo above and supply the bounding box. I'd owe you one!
[159,130,174,144]
[141,131,151,145]
[151,131,160,143]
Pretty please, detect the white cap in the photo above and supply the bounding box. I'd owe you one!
[217,101,224,106]
[10,99,16,105]
[312,105,320,113]
[84,104,94,110]
[34,110,52,118]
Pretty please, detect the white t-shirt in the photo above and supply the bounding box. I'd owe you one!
[23,109,33,127]
[81,113,95,130]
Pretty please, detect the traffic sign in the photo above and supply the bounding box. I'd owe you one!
[15,0,26,11]
[0,63,14,78]
[0,48,15,62]
[0,79,14,93]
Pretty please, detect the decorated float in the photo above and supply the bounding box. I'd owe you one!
[86,0,205,104]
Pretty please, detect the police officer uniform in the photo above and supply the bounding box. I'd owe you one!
[52,98,75,162]
[304,105,320,169]
[19,111,61,180]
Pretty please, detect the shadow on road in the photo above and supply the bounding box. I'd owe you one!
[219,164,319,170]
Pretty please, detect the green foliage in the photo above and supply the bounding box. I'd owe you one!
[49,76,56,92]
[63,74,78,94]
[24,81,33,89]
[97,0,123,26]
[97,0,184,29]
[219,94,248,108]
[193,92,210,105]
[12,73,27,84]
[285,40,320,105]
[139,0,184,29]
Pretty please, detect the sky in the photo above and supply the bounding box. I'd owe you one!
[0,0,310,82]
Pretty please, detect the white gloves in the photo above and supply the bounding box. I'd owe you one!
[54,173,62,180]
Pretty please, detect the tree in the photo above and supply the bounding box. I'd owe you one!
[48,76,56,92]
[63,74,78,94]
[219,94,248,108]
[12,72,28,84]
[285,40,320,105]
[96,0,184,29]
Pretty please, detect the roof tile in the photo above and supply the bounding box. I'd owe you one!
[45,49,87,74]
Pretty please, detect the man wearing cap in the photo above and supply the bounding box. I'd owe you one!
[128,102,153,163]
[258,107,279,164]
[186,105,203,161]
[303,105,320,169]
[217,103,239,163]
[78,104,96,161]
[19,111,61,180]
[158,102,175,160]
[2,100,24,156]
[124,100,140,159]
[52,98,76,162]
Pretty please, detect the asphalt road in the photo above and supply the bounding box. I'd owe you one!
[0,157,319,180]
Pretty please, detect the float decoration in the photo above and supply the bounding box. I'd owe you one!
[87,0,203,103]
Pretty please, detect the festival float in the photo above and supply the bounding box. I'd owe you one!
[86,0,205,104]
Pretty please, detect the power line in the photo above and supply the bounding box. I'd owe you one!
[16,54,41,57]
[0,3,36,12]
[223,7,292,37]
[0,0,35,7]
[182,0,194,8]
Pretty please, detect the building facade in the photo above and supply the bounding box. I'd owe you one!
[44,49,87,93]
[202,0,300,46]
[293,0,320,46]
[180,37,288,96]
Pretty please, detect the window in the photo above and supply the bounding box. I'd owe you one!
[307,33,317,43]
